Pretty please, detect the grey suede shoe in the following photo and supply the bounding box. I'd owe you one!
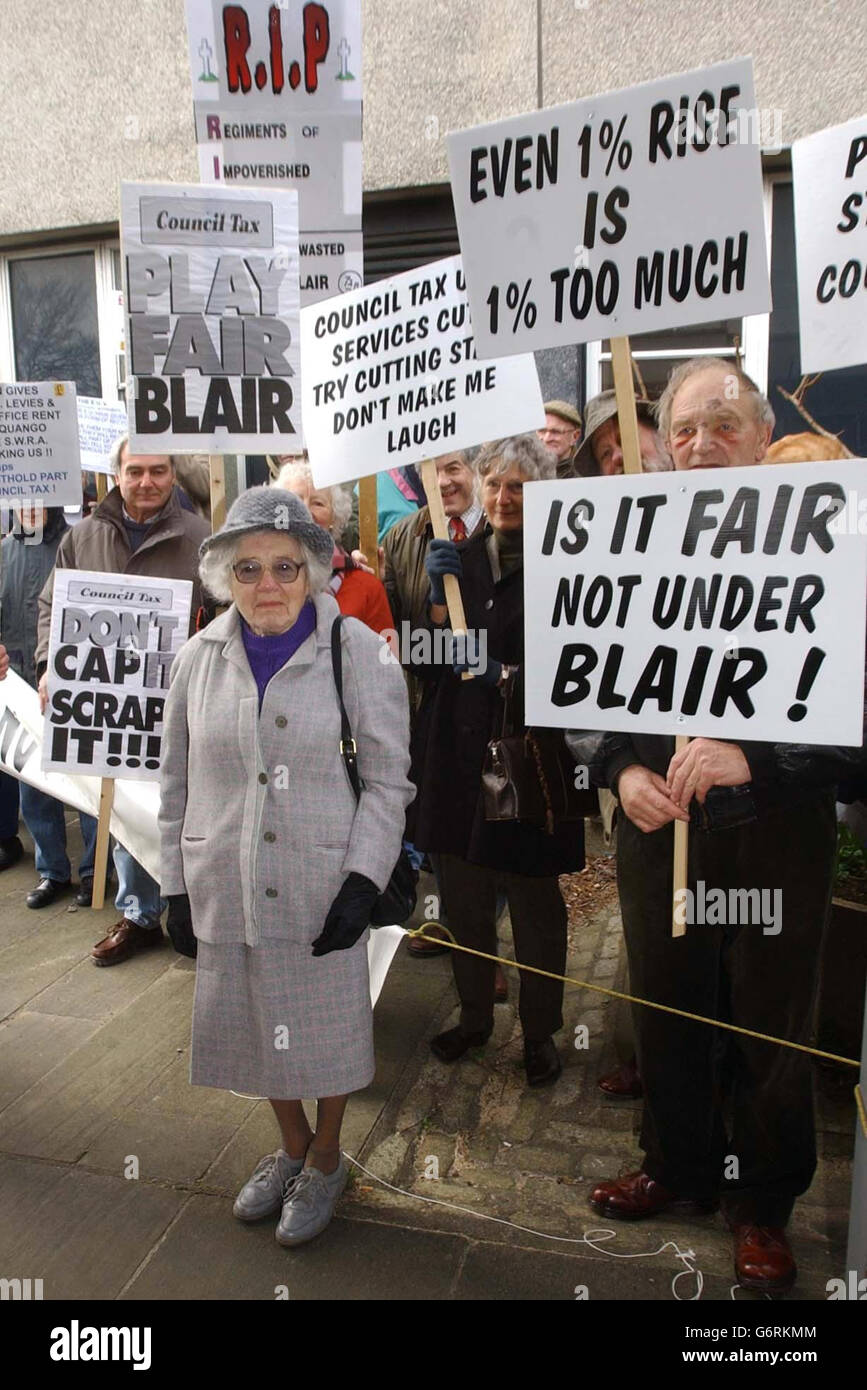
[233,1150,305,1221]
[275,1158,348,1246]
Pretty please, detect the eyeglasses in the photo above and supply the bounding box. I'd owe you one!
[231,558,307,585]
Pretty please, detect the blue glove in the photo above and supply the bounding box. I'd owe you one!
[425,538,462,606]
[452,632,503,685]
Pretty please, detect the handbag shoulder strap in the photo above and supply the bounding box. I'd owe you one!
[330,615,362,803]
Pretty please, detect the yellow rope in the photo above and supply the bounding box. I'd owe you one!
[407,922,862,1070]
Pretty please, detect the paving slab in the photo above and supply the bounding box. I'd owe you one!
[120,1194,467,1300]
[0,970,194,1160]
[0,1010,101,1111]
[0,1155,183,1301]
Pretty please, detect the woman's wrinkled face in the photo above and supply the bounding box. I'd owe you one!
[284,474,335,534]
[482,465,526,534]
[230,531,310,636]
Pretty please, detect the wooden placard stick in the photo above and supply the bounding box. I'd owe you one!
[209,454,227,532]
[358,474,379,577]
[96,473,108,502]
[90,777,115,911]
[611,335,688,937]
[420,456,472,680]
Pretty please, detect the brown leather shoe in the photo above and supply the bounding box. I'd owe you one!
[92,920,164,967]
[732,1224,797,1292]
[598,1057,643,1100]
[589,1170,719,1221]
[406,923,451,957]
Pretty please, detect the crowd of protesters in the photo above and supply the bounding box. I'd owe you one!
[0,359,864,1282]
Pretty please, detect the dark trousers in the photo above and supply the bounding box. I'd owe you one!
[618,795,836,1226]
[0,770,19,840]
[438,853,567,1040]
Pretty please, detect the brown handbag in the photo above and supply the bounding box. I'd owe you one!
[482,677,598,834]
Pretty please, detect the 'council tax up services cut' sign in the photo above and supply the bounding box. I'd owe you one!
[523,461,867,746]
[447,58,770,357]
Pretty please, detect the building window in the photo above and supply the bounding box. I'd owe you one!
[8,251,101,398]
[588,319,746,401]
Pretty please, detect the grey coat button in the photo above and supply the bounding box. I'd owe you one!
[484,598,494,610]
[264,831,276,843]
[275,716,288,728]
[258,772,268,784]
[265,887,278,898]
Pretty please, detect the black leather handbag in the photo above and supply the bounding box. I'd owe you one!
[330,616,417,926]
[482,680,598,834]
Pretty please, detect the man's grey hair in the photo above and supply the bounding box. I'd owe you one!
[475,434,557,483]
[199,531,332,604]
[108,435,177,473]
[272,460,353,541]
[655,357,775,440]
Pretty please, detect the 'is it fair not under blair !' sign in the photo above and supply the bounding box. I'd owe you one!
[122,180,301,452]
[42,571,193,782]
[447,57,771,358]
[522,461,867,747]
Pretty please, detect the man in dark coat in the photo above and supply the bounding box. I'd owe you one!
[567,357,851,1294]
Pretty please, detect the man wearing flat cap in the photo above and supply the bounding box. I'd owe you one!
[575,390,672,477]
[537,401,583,478]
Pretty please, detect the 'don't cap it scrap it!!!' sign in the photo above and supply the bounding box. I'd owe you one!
[300,254,545,488]
[42,571,193,781]
[447,57,771,358]
[522,461,867,746]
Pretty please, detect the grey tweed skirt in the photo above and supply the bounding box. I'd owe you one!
[190,933,375,1099]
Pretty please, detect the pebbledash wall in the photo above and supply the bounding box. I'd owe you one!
[0,0,865,453]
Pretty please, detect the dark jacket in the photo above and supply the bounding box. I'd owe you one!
[0,508,68,687]
[36,485,211,669]
[410,529,584,876]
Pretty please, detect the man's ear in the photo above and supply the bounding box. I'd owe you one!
[755,423,772,462]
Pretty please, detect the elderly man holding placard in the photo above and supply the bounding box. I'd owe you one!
[35,438,210,962]
[568,357,849,1293]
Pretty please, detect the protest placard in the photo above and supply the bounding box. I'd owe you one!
[793,114,867,373]
[523,461,867,747]
[447,58,771,358]
[42,570,193,781]
[185,0,362,305]
[122,180,301,453]
[300,255,545,487]
[76,397,128,475]
[0,381,81,507]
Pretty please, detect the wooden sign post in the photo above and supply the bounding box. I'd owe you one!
[208,454,227,533]
[357,475,379,577]
[90,777,115,911]
[610,336,687,938]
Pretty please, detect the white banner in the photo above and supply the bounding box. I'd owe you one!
[122,180,301,453]
[301,255,545,487]
[76,397,128,475]
[0,382,81,506]
[185,0,362,306]
[42,571,193,782]
[523,461,867,745]
[0,669,402,1003]
[447,58,771,358]
[793,115,867,373]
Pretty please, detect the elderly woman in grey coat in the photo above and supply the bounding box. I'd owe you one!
[159,486,412,1246]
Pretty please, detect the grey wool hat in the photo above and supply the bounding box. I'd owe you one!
[574,390,658,476]
[199,485,334,564]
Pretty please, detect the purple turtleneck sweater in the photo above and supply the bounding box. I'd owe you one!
[240,600,317,708]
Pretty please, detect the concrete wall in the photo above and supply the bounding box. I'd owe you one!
[1,0,865,238]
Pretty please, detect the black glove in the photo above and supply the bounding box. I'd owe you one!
[424,538,462,606]
[311,872,380,957]
[166,893,197,958]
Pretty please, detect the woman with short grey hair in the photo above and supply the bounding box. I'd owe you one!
[272,460,394,634]
[159,486,413,1246]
